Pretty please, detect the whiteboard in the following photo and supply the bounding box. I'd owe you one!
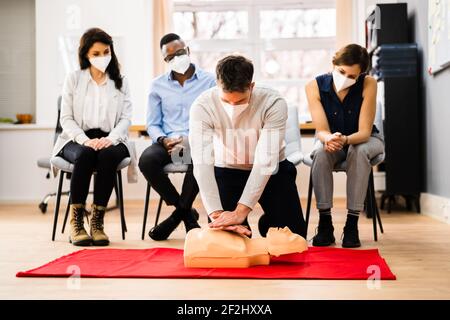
[428,0,450,75]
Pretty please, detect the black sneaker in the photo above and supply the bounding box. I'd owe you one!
[312,226,336,247]
[342,226,361,248]
[183,208,201,233]
[148,209,183,241]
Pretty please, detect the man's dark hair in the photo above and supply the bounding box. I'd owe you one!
[216,55,254,92]
[160,33,181,49]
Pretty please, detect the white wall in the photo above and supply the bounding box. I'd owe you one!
[409,0,450,199]
[35,0,153,126]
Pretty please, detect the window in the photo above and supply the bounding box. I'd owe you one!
[173,0,336,121]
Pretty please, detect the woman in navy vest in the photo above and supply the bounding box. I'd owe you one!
[305,44,384,248]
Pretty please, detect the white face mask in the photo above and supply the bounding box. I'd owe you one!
[89,55,111,73]
[168,54,191,74]
[332,69,357,92]
[220,93,251,121]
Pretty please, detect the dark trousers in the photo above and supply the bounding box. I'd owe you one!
[59,129,129,207]
[214,160,306,237]
[139,143,199,210]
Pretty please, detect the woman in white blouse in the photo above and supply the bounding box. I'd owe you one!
[52,28,133,247]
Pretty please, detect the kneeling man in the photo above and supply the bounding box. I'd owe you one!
[189,55,306,238]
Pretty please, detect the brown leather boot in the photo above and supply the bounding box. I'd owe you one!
[90,204,110,246]
[69,204,92,246]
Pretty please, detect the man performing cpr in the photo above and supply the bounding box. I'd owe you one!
[189,55,306,238]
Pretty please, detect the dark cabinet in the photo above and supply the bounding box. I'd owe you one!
[383,77,422,196]
[366,3,422,212]
[366,3,409,53]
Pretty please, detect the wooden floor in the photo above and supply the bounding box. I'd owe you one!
[1,198,450,300]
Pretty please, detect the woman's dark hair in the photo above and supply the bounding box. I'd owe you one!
[78,28,123,90]
[332,44,370,73]
[216,55,254,92]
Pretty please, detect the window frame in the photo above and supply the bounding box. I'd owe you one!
[173,0,336,116]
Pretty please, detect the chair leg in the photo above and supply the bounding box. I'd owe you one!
[305,172,313,238]
[370,172,384,234]
[142,183,151,240]
[113,176,120,208]
[154,197,164,227]
[52,171,65,241]
[117,171,126,240]
[368,170,378,242]
[119,181,128,232]
[375,199,384,234]
[61,192,71,234]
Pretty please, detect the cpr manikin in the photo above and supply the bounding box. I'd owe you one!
[184,227,308,268]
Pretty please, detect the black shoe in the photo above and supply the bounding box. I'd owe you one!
[182,208,201,233]
[258,213,269,237]
[312,225,336,247]
[148,209,183,241]
[342,226,361,248]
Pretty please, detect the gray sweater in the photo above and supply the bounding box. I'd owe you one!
[189,86,287,214]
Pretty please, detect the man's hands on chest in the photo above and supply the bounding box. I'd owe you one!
[208,204,252,237]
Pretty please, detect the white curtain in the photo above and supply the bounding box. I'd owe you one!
[152,0,174,77]
[336,0,355,49]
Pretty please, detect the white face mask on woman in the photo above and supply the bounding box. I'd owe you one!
[89,55,111,73]
[332,69,357,92]
[168,54,191,74]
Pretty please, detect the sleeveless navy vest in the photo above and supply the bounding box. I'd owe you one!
[315,73,378,136]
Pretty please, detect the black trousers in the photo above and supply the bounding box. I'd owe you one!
[138,143,199,210]
[59,129,129,207]
[214,160,306,238]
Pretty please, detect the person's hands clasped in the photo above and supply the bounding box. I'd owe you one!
[84,137,113,151]
[324,133,346,153]
[96,137,113,150]
[162,137,183,154]
[84,138,100,150]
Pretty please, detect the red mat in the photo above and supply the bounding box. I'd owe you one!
[16,247,396,280]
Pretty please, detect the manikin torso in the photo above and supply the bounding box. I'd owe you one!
[184,227,308,268]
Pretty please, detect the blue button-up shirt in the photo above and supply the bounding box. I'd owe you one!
[146,65,216,143]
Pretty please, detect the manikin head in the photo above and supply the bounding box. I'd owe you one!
[266,227,308,257]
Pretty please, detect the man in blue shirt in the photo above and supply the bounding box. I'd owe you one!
[139,33,216,241]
